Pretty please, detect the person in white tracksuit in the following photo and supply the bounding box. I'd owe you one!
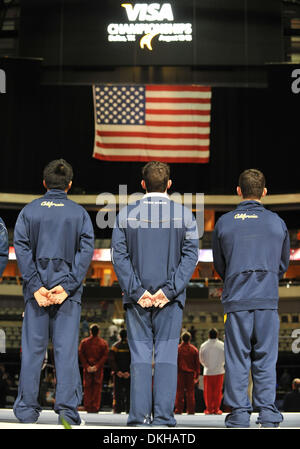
[199,328,225,415]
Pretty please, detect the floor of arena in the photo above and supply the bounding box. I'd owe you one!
[0,408,299,429]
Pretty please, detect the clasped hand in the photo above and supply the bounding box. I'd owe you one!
[87,365,97,373]
[33,285,68,307]
[137,289,169,309]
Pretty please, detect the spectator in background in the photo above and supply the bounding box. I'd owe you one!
[37,349,49,406]
[39,372,56,408]
[79,324,109,413]
[108,321,120,346]
[108,329,131,414]
[181,326,188,335]
[0,217,8,277]
[282,378,300,412]
[195,374,206,413]
[188,325,197,344]
[174,332,200,415]
[279,368,292,392]
[81,318,90,337]
[0,364,10,407]
[199,328,225,415]
[100,301,109,322]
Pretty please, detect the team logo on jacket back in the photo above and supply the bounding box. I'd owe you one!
[234,213,258,220]
[41,201,65,208]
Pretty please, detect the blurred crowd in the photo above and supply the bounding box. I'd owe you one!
[1,325,299,414]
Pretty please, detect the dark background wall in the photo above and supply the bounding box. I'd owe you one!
[0,59,299,198]
[19,0,283,67]
[0,1,299,234]
[1,0,295,198]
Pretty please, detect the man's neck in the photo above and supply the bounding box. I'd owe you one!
[46,188,69,193]
[144,191,168,197]
[241,198,261,203]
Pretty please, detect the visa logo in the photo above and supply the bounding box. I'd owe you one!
[121,3,174,22]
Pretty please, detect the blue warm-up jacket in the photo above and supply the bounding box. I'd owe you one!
[212,200,290,313]
[14,189,94,304]
[0,217,8,276]
[111,193,199,308]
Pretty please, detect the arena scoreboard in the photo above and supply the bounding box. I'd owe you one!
[20,0,282,67]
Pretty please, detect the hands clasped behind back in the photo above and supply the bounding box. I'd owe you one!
[137,289,170,309]
[33,285,68,307]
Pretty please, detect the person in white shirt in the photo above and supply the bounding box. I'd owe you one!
[199,328,225,415]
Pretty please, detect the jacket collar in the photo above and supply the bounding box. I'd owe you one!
[43,189,68,199]
[143,192,169,199]
[236,200,265,211]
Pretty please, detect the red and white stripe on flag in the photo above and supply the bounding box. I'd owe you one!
[92,84,211,163]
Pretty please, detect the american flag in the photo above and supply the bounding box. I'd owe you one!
[92,84,211,163]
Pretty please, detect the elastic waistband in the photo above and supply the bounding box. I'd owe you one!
[223,297,278,314]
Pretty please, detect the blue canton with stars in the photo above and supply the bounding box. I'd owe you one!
[95,85,146,126]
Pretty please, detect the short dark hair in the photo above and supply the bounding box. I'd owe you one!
[90,324,99,337]
[142,161,170,193]
[238,169,265,199]
[209,328,218,339]
[120,329,127,340]
[181,331,191,343]
[43,159,73,191]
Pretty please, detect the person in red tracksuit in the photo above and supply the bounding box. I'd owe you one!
[175,331,200,415]
[79,324,109,413]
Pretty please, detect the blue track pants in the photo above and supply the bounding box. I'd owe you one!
[224,309,283,427]
[125,301,183,427]
[13,299,82,424]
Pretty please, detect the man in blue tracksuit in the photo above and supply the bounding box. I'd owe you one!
[0,217,8,277]
[111,161,199,427]
[13,159,94,425]
[212,169,290,428]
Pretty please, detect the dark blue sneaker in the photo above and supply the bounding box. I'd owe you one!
[225,411,251,428]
